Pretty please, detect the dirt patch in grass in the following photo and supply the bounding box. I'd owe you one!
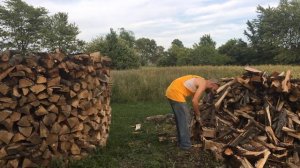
[147,114,222,168]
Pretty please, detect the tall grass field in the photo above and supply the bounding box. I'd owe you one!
[111,65,300,103]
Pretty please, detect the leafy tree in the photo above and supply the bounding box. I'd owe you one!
[245,0,300,64]
[119,28,135,48]
[218,39,255,65]
[195,34,216,48]
[85,28,139,69]
[135,37,163,65]
[85,36,106,53]
[42,12,84,53]
[171,39,184,48]
[158,39,189,66]
[191,35,231,65]
[0,0,48,52]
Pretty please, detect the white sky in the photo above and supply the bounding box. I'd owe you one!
[4,0,279,48]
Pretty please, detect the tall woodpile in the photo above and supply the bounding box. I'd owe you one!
[198,67,300,168]
[0,50,112,167]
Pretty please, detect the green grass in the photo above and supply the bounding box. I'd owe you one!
[68,65,300,167]
[111,65,300,103]
[68,102,219,168]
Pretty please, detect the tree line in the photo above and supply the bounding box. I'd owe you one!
[1,0,299,69]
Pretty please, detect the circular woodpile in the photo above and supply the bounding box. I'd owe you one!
[0,50,112,167]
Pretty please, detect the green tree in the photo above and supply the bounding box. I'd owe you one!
[196,34,216,48]
[135,38,164,65]
[85,28,139,69]
[171,39,184,48]
[245,0,300,64]
[158,39,190,66]
[218,39,255,65]
[42,12,84,53]
[0,0,48,52]
[190,35,231,65]
[119,28,135,48]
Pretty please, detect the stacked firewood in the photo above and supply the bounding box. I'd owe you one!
[0,50,112,167]
[198,67,300,168]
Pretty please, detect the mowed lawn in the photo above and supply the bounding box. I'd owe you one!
[67,102,219,168]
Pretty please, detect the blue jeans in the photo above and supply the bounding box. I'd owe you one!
[168,99,192,149]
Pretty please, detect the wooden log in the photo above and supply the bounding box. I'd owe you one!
[282,70,291,92]
[17,116,32,127]
[8,159,18,168]
[1,118,13,131]
[265,105,272,126]
[19,78,34,88]
[35,105,48,116]
[22,88,29,96]
[36,75,47,84]
[228,125,262,147]
[12,133,26,142]
[244,66,262,73]
[202,127,216,138]
[22,158,37,168]
[0,147,7,158]
[10,112,21,122]
[70,90,77,98]
[0,130,14,144]
[0,83,10,95]
[15,64,32,74]
[49,94,60,103]
[68,117,79,128]
[43,113,57,126]
[255,149,271,168]
[51,122,61,134]
[265,126,279,145]
[47,76,61,87]
[78,89,90,99]
[73,83,81,92]
[0,66,15,82]
[46,133,58,145]
[61,105,71,117]
[215,86,231,110]
[59,124,70,135]
[19,127,33,138]
[71,143,81,155]
[0,109,12,122]
[27,132,42,144]
[30,84,46,94]
[37,92,49,100]
[40,122,49,138]
[12,86,21,97]
[216,79,235,94]
[47,104,58,114]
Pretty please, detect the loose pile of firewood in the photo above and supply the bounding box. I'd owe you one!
[0,50,112,167]
[198,67,300,168]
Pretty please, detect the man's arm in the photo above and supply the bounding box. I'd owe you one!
[192,78,206,118]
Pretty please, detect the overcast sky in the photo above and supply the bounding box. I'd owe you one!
[20,0,278,48]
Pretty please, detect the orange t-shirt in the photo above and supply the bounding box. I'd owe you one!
[165,75,202,102]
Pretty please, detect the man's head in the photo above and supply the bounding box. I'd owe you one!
[205,79,219,91]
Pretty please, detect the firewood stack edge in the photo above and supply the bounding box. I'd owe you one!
[198,67,300,168]
[0,50,112,167]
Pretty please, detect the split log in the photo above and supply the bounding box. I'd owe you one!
[194,67,300,167]
[0,66,15,82]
